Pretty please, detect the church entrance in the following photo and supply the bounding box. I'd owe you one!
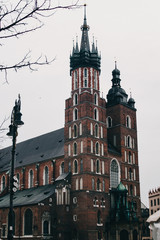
[120,229,129,240]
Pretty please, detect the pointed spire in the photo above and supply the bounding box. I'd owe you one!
[80,4,90,52]
[92,36,96,53]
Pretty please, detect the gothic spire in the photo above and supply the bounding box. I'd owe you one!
[80,4,90,52]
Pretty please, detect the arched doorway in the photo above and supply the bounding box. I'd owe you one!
[120,229,129,240]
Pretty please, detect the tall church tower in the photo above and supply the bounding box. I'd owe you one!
[62,5,141,240]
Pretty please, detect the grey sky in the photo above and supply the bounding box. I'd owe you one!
[0,0,160,207]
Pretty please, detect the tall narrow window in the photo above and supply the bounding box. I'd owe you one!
[94,108,99,121]
[74,70,78,89]
[43,220,49,236]
[24,209,33,235]
[126,115,131,128]
[73,142,77,155]
[125,167,128,179]
[44,166,49,185]
[74,93,78,105]
[101,144,104,156]
[95,142,100,155]
[130,185,133,196]
[110,159,119,188]
[1,175,5,191]
[127,135,132,148]
[91,159,94,172]
[91,141,93,153]
[90,123,93,135]
[73,124,78,138]
[128,151,132,163]
[73,160,78,174]
[97,178,100,191]
[96,159,100,173]
[76,178,79,190]
[133,169,136,180]
[94,70,97,90]
[68,144,71,156]
[84,68,88,87]
[107,116,112,128]
[95,124,99,137]
[129,168,132,180]
[92,178,95,190]
[73,108,78,121]
[102,161,104,174]
[69,126,72,139]
[79,123,82,135]
[81,141,83,153]
[29,169,34,188]
[94,93,98,105]
[80,159,83,172]
[101,126,103,138]
[102,180,105,192]
[133,153,135,164]
[125,151,127,162]
[80,178,83,190]
[60,162,64,175]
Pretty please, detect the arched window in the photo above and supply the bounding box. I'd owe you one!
[91,159,94,172]
[95,142,100,155]
[73,142,77,155]
[107,116,112,128]
[73,108,78,121]
[127,135,132,148]
[1,175,5,191]
[74,93,78,105]
[79,122,82,135]
[94,93,98,105]
[24,209,33,235]
[90,123,93,135]
[43,220,49,236]
[68,144,71,156]
[29,169,34,188]
[96,159,100,173]
[95,124,99,138]
[94,70,97,90]
[94,108,99,121]
[97,178,101,191]
[129,151,132,163]
[126,115,131,128]
[76,178,79,190]
[102,180,105,192]
[80,178,83,190]
[84,68,88,87]
[69,126,72,138]
[73,124,78,138]
[129,168,132,180]
[74,70,78,89]
[60,162,64,175]
[80,159,83,172]
[73,160,78,174]
[68,161,71,172]
[110,159,120,188]
[44,166,49,185]
[101,126,103,138]
[92,178,95,190]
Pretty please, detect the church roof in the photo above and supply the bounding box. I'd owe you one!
[0,128,64,173]
[0,184,55,208]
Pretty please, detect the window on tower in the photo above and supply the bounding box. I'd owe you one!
[95,142,100,155]
[60,162,64,175]
[107,116,112,128]
[94,108,99,121]
[80,178,83,189]
[28,169,34,188]
[126,115,131,128]
[84,68,88,87]
[73,159,78,174]
[110,159,120,189]
[94,93,98,105]
[44,166,49,185]
[74,70,78,89]
[96,159,100,174]
[92,178,95,190]
[73,108,78,121]
[97,178,101,191]
[73,124,78,138]
[73,142,77,155]
[94,70,97,90]
[127,135,132,148]
[95,124,99,138]
[73,93,78,105]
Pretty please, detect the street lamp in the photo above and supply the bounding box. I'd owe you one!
[7,94,24,240]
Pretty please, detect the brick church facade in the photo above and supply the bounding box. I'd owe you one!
[0,5,143,240]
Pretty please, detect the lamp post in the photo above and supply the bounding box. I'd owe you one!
[7,94,24,240]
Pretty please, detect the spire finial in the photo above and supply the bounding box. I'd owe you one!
[115,60,117,70]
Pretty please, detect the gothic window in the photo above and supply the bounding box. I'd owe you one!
[126,115,131,128]
[110,159,119,188]
[134,186,137,196]
[107,116,112,128]
[24,209,33,235]
[129,168,132,180]
[73,124,78,138]
[102,161,104,174]
[91,140,93,153]
[97,178,101,191]
[68,144,71,156]
[125,151,127,162]
[127,135,132,148]
[102,180,105,192]
[74,93,78,105]
[94,93,98,105]
[80,178,83,190]
[76,178,79,190]
[95,124,99,137]
[79,122,82,135]
[73,142,77,155]
[95,142,100,155]
[94,108,99,121]
[128,151,132,163]
[133,169,136,180]
[60,162,64,175]
[133,153,135,164]
[73,160,78,174]
[92,178,95,190]
[81,141,83,153]
[94,70,97,90]
[91,159,94,172]
[84,68,88,87]
[101,126,103,138]
[80,159,83,172]
[43,220,49,236]
[1,175,5,191]
[29,169,34,188]
[44,166,49,185]
[125,167,128,179]
[96,159,100,173]
[73,108,78,121]
[101,144,104,156]
[69,126,72,138]
[74,70,78,89]
[90,123,93,135]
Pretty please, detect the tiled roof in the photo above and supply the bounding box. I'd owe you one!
[0,128,64,172]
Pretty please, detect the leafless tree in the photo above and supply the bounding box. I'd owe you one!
[0,0,80,81]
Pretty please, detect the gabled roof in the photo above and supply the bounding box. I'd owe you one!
[0,128,64,172]
[0,184,55,208]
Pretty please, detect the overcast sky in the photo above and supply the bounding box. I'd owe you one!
[0,0,160,207]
